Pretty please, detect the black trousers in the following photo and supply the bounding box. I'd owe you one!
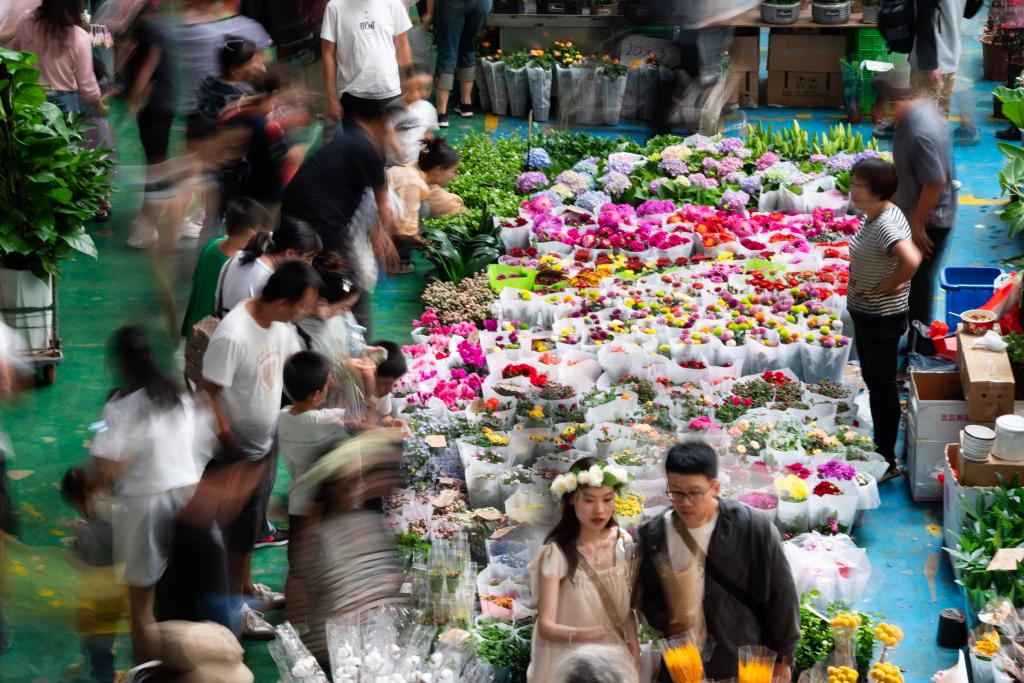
[851,310,909,466]
[907,225,951,327]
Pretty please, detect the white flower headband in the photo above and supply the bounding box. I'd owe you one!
[551,461,631,499]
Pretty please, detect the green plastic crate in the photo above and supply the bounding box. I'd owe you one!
[847,27,889,58]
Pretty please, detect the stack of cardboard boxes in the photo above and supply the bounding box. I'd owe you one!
[726,34,760,109]
[766,31,845,108]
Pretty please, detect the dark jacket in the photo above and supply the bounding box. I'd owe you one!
[635,498,800,681]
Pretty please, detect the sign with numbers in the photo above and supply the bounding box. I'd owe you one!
[618,36,681,68]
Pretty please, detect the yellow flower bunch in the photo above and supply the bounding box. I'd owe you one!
[775,475,809,502]
[615,493,644,518]
[975,630,1000,657]
[527,405,545,420]
[874,623,903,648]
[869,662,902,683]
[831,612,862,629]
[539,254,563,271]
[827,666,858,683]
[482,427,509,446]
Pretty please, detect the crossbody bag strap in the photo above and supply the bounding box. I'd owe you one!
[577,554,627,641]
[214,253,237,319]
[671,513,765,620]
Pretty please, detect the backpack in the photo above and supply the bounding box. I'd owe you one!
[878,0,917,54]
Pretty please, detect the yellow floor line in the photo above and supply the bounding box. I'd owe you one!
[959,194,1008,206]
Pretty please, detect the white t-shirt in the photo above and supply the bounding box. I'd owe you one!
[392,100,439,165]
[202,303,301,459]
[321,0,412,99]
[278,407,350,515]
[91,390,205,497]
[217,254,274,314]
[373,392,401,420]
[665,510,718,572]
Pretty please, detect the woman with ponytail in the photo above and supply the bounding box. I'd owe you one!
[89,327,203,662]
[215,218,322,315]
[385,137,465,273]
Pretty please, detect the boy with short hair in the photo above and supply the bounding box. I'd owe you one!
[278,350,353,632]
[181,197,273,338]
[367,339,409,433]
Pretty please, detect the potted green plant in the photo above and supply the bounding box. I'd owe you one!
[813,0,851,24]
[861,0,880,23]
[0,48,112,354]
[761,0,801,25]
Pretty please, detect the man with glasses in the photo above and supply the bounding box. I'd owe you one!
[634,442,799,681]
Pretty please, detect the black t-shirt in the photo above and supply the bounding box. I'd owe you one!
[280,125,386,253]
[126,16,175,114]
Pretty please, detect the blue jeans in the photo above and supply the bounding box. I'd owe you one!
[434,0,492,90]
[84,634,116,683]
[46,91,82,114]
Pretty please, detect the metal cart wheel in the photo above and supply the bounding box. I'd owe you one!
[39,364,56,386]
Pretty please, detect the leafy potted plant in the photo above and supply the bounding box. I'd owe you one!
[813,0,851,25]
[861,0,880,23]
[0,48,112,355]
[761,0,801,25]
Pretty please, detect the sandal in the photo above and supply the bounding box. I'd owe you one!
[878,465,903,484]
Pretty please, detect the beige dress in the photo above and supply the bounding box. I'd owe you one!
[527,530,636,683]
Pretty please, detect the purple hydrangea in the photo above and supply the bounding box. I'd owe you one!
[702,157,720,175]
[573,159,600,177]
[739,175,762,195]
[809,153,828,164]
[719,189,750,212]
[599,171,631,197]
[516,171,549,194]
[576,190,612,212]
[828,152,855,173]
[755,152,780,171]
[718,156,744,175]
[606,157,635,174]
[650,177,670,193]
[719,137,744,153]
[791,171,818,187]
[659,156,688,178]
[734,148,753,160]
[724,171,747,185]
[688,173,719,190]
[555,170,593,195]
[695,139,719,154]
[524,147,552,168]
[853,149,880,164]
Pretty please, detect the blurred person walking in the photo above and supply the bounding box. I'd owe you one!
[89,327,204,663]
[10,0,109,116]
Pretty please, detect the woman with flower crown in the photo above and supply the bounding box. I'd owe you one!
[527,456,641,682]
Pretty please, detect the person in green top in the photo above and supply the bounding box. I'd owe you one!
[181,197,273,338]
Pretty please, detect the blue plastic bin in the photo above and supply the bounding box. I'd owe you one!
[939,267,1002,329]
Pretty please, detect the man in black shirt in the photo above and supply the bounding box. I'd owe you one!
[281,97,402,333]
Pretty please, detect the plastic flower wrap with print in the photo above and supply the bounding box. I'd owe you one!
[550,459,631,499]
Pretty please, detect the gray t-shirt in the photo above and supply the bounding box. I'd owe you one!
[892,99,956,229]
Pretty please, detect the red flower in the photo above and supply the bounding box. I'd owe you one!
[813,481,842,497]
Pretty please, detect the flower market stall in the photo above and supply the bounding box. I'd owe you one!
[270,126,925,683]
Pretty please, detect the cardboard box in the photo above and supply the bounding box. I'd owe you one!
[943,443,996,570]
[766,70,843,108]
[955,441,1024,488]
[767,33,847,73]
[908,372,973,445]
[728,35,760,72]
[957,327,1015,422]
[906,420,945,502]
[726,71,759,108]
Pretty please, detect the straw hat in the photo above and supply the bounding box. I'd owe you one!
[157,621,254,683]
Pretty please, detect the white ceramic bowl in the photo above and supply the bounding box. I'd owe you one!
[993,415,1024,462]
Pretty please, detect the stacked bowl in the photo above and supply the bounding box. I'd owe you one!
[962,425,996,463]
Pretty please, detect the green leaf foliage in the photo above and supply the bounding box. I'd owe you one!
[0,48,114,281]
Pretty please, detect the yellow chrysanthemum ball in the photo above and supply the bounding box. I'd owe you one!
[827,665,858,683]
[830,611,862,629]
[870,662,903,683]
[874,623,903,648]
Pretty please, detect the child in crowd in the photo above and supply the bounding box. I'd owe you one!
[391,66,439,167]
[367,340,410,434]
[195,36,266,139]
[61,467,128,683]
[181,197,273,338]
[278,351,355,633]
[297,262,385,409]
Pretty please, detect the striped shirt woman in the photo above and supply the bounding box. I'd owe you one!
[848,205,914,316]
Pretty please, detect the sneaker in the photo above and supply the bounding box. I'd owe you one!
[127,218,159,249]
[240,609,276,641]
[254,527,289,548]
[249,583,286,612]
[453,102,474,118]
[951,179,962,191]
[953,126,980,147]
[437,114,449,129]
[997,125,1022,142]
[179,215,203,240]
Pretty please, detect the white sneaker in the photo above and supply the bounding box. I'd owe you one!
[240,609,276,641]
[178,215,203,240]
[127,219,159,249]
[952,179,962,191]
[250,583,286,611]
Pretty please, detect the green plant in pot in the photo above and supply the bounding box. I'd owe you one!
[812,0,851,25]
[0,48,113,355]
[761,0,801,26]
